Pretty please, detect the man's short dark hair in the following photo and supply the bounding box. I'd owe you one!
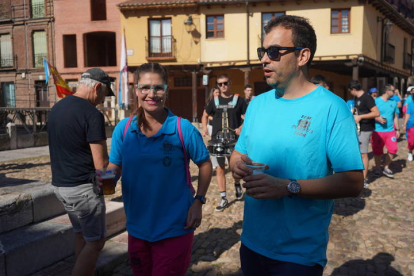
[384,84,394,92]
[264,15,317,67]
[347,80,361,91]
[217,73,230,81]
[310,75,326,85]
[244,84,252,89]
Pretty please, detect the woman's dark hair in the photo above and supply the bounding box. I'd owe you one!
[206,86,219,104]
[264,15,317,68]
[134,63,168,131]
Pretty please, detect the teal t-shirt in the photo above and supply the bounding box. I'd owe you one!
[235,86,363,267]
[375,97,398,132]
[109,109,209,242]
[407,102,414,129]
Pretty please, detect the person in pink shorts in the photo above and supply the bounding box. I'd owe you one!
[402,101,414,161]
[372,84,400,178]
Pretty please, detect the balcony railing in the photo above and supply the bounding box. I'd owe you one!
[145,36,176,61]
[403,53,412,70]
[34,53,47,68]
[384,43,395,64]
[0,55,14,67]
[31,3,45,18]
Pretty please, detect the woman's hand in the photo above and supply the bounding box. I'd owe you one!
[184,200,203,229]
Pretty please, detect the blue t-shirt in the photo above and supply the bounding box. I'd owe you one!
[407,102,414,130]
[375,97,398,132]
[404,95,413,107]
[389,95,401,114]
[235,86,363,267]
[109,109,209,242]
[346,99,355,113]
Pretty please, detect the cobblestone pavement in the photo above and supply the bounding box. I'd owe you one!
[1,136,413,276]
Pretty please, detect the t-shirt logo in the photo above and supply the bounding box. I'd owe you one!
[292,115,314,137]
[391,136,396,142]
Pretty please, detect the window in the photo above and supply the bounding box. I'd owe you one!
[66,79,78,93]
[331,9,350,34]
[83,32,116,67]
[31,0,44,18]
[262,12,285,41]
[206,15,224,38]
[91,0,107,21]
[63,35,77,68]
[0,34,13,67]
[33,31,47,68]
[2,82,16,107]
[149,19,172,57]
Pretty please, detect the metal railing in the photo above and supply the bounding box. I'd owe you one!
[34,53,47,68]
[0,56,14,67]
[145,36,176,59]
[31,3,45,18]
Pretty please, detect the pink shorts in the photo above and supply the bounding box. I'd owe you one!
[371,131,398,155]
[407,127,414,150]
[128,232,194,276]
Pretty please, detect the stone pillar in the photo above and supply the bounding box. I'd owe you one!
[192,71,198,122]
[7,123,17,150]
[240,68,251,86]
[352,66,359,81]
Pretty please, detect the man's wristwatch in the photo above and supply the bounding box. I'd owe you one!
[287,179,301,195]
[194,195,206,204]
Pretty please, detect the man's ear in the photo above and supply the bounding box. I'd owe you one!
[297,48,311,67]
[94,82,102,94]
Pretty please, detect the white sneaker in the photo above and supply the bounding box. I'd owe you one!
[408,153,413,162]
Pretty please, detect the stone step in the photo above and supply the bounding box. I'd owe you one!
[0,181,65,233]
[30,237,129,276]
[0,201,126,276]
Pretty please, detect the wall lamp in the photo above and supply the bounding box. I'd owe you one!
[184,15,194,33]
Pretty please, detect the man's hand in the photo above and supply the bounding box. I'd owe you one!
[354,115,361,123]
[201,130,209,137]
[235,126,242,136]
[184,200,203,229]
[395,130,400,139]
[376,117,387,124]
[93,169,104,195]
[242,174,290,199]
[231,154,254,180]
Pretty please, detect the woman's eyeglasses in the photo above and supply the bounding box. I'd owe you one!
[257,46,304,60]
[217,81,229,87]
[136,84,168,95]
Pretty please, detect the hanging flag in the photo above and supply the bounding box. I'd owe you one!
[43,58,50,84]
[43,59,73,98]
[119,29,129,109]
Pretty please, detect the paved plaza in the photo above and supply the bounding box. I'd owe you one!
[0,135,413,276]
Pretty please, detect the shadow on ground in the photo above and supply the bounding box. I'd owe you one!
[330,252,403,276]
[333,188,372,217]
[191,220,242,265]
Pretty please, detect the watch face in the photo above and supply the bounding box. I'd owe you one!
[288,180,301,194]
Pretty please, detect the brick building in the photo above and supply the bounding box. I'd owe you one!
[0,0,54,108]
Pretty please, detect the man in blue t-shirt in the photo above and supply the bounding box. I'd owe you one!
[230,15,363,276]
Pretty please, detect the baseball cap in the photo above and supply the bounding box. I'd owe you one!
[81,68,115,97]
[369,87,379,94]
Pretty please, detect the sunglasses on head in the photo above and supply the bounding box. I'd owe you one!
[217,81,229,87]
[257,46,304,60]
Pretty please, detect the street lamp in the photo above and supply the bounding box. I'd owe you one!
[184,15,194,33]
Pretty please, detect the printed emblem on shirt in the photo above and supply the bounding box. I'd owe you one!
[292,115,313,137]
[160,142,174,155]
[391,136,396,142]
[163,156,172,167]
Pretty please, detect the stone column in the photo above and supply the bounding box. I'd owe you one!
[7,123,17,150]
[192,70,198,122]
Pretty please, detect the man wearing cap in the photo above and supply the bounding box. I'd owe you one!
[369,87,379,100]
[48,68,115,275]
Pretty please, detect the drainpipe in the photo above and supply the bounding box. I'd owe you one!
[23,0,31,107]
[246,0,250,65]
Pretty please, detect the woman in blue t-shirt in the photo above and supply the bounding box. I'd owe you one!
[108,63,212,275]
[402,102,414,162]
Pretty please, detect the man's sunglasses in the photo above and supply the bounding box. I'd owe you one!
[217,81,229,87]
[257,46,304,60]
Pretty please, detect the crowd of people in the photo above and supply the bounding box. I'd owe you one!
[46,14,414,276]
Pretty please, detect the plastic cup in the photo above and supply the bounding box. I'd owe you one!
[245,162,266,175]
[101,172,116,195]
